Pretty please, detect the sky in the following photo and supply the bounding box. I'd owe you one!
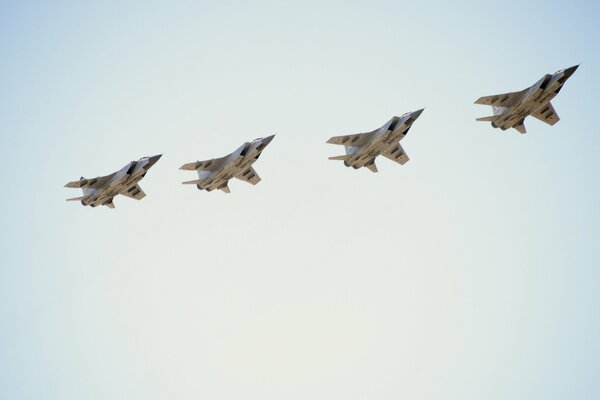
[1,1,599,399]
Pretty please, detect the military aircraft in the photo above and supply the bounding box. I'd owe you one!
[180,135,275,193]
[326,109,424,172]
[475,65,578,134]
[64,155,162,208]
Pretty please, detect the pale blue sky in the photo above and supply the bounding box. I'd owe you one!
[1,1,599,399]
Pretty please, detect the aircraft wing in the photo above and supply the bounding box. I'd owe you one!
[381,142,409,165]
[180,156,227,171]
[474,89,526,107]
[531,102,560,126]
[64,174,112,189]
[121,184,146,200]
[235,166,261,185]
[327,132,371,147]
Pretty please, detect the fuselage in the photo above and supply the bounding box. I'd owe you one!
[196,136,273,191]
[345,112,416,169]
[81,155,161,207]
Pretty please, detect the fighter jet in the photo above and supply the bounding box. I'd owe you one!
[64,155,162,208]
[180,135,275,193]
[326,109,424,172]
[475,65,579,134]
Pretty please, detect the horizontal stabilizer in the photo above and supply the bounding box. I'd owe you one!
[328,155,349,161]
[366,161,378,173]
[219,183,231,193]
[66,196,86,202]
[476,115,502,122]
[182,179,203,185]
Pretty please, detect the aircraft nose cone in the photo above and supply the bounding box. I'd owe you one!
[564,64,579,78]
[147,154,162,167]
[262,135,275,145]
[412,108,425,118]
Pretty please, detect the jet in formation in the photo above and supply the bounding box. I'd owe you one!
[64,155,162,208]
[64,66,581,208]
[180,135,275,193]
[326,109,424,172]
[475,65,578,134]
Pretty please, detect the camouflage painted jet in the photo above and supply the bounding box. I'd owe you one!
[475,65,578,134]
[64,155,162,208]
[326,109,424,172]
[180,135,275,193]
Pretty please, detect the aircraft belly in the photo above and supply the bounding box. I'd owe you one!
[89,197,106,207]
[216,167,237,182]
[234,154,256,169]
[206,177,228,191]
[346,143,381,168]
[346,155,361,168]
[501,108,527,127]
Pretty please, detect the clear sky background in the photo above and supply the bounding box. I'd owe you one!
[1,1,599,399]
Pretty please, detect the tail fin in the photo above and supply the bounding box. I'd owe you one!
[102,198,115,209]
[219,183,231,193]
[365,161,378,173]
[513,120,527,134]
